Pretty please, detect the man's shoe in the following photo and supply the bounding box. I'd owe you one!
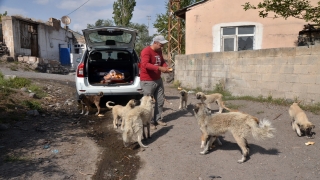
[150,124,157,130]
[157,120,167,126]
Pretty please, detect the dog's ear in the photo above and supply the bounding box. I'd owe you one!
[193,104,200,114]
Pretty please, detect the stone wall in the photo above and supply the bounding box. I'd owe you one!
[174,45,320,104]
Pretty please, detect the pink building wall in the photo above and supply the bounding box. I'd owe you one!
[184,0,315,54]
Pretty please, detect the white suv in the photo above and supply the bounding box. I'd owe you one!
[75,26,143,99]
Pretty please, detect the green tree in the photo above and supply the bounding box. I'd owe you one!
[87,19,114,28]
[243,0,320,24]
[113,0,136,26]
[128,22,153,56]
[0,11,8,22]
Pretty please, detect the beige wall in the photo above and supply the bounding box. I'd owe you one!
[175,45,320,104]
[185,0,316,54]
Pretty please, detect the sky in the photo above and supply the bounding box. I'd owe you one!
[0,0,168,35]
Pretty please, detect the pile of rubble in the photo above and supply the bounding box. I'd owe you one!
[0,42,9,55]
[17,56,69,74]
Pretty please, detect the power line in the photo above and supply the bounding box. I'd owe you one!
[66,0,91,16]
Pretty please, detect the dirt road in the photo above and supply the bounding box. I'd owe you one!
[0,66,319,180]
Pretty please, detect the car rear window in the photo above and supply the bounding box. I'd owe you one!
[88,31,133,44]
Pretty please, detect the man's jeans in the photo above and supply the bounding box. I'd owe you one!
[140,79,164,124]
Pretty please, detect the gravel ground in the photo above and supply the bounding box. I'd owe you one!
[1,65,320,180]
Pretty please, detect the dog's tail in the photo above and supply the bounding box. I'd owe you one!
[221,101,232,112]
[106,101,115,109]
[247,117,275,140]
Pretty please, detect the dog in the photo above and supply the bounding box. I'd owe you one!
[78,92,103,115]
[121,95,155,148]
[106,99,137,129]
[289,102,315,138]
[195,92,230,113]
[179,89,188,109]
[193,103,275,163]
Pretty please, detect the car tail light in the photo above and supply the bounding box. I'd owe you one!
[77,63,84,77]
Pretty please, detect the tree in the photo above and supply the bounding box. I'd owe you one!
[112,0,136,26]
[153,0,202,54]
[242,0,320,24]
[128,22,153,56]
[87,19,114,28]
[0,11,8,22]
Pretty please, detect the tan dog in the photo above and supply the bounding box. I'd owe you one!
[79,92,103,115]
[193,103,275,163]
[195,92,230,113]
[121,95,155,148]
[106,99,137,129]
[179,89,188,109]
[289,102,315,138]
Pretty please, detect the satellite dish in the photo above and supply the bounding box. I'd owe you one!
[61,16,71,26]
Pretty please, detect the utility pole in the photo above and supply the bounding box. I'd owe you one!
[168,0,181,67]
[147,15,151,36]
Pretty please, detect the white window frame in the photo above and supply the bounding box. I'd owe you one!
[221,26,255,52]
[212,22,263,52]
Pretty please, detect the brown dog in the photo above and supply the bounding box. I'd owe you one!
[193,103,275,163]
[79,92,103,115]
[195,92,230,113]
[106,99,137,129]
[179,89,188,109]
[289,102,315,138]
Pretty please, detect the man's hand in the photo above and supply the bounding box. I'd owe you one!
[158,66,170,73]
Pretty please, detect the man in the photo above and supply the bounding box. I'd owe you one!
[140,35,171,129]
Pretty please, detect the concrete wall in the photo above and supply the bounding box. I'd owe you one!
[37,23,73,60]
[175,45,320,104]
[184,0,319,54]
[1,16,14,56]
[2,16,75,63]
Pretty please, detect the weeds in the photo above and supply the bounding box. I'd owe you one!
[172,80,181,88]
[21,100,41,110]
[4,155,29,162]
[28,84,47,98]
[178,81,320,114]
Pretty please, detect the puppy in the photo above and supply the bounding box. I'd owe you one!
[79,91,103,115]
[179,89,188,109]
[195,92,230,113]
[106,99,137,129]
[289,102,315,138]
[121,95,155,148]
[193,103,275,163]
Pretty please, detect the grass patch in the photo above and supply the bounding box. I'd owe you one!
[0,77,32,89]
[172,80,181,88]
[28,84,47,98]
[4,155,29,162]
[21,100,41,110]
[180,80,320,114]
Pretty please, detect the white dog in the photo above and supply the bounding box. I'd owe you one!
[106,99,137,129]
[122,95,155,148]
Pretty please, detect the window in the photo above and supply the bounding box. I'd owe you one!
[221,26,254,52]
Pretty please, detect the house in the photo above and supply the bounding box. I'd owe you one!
[174,0,319,54]
[1,16,85,71]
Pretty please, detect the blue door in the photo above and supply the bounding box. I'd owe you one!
[60,46,71,66]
